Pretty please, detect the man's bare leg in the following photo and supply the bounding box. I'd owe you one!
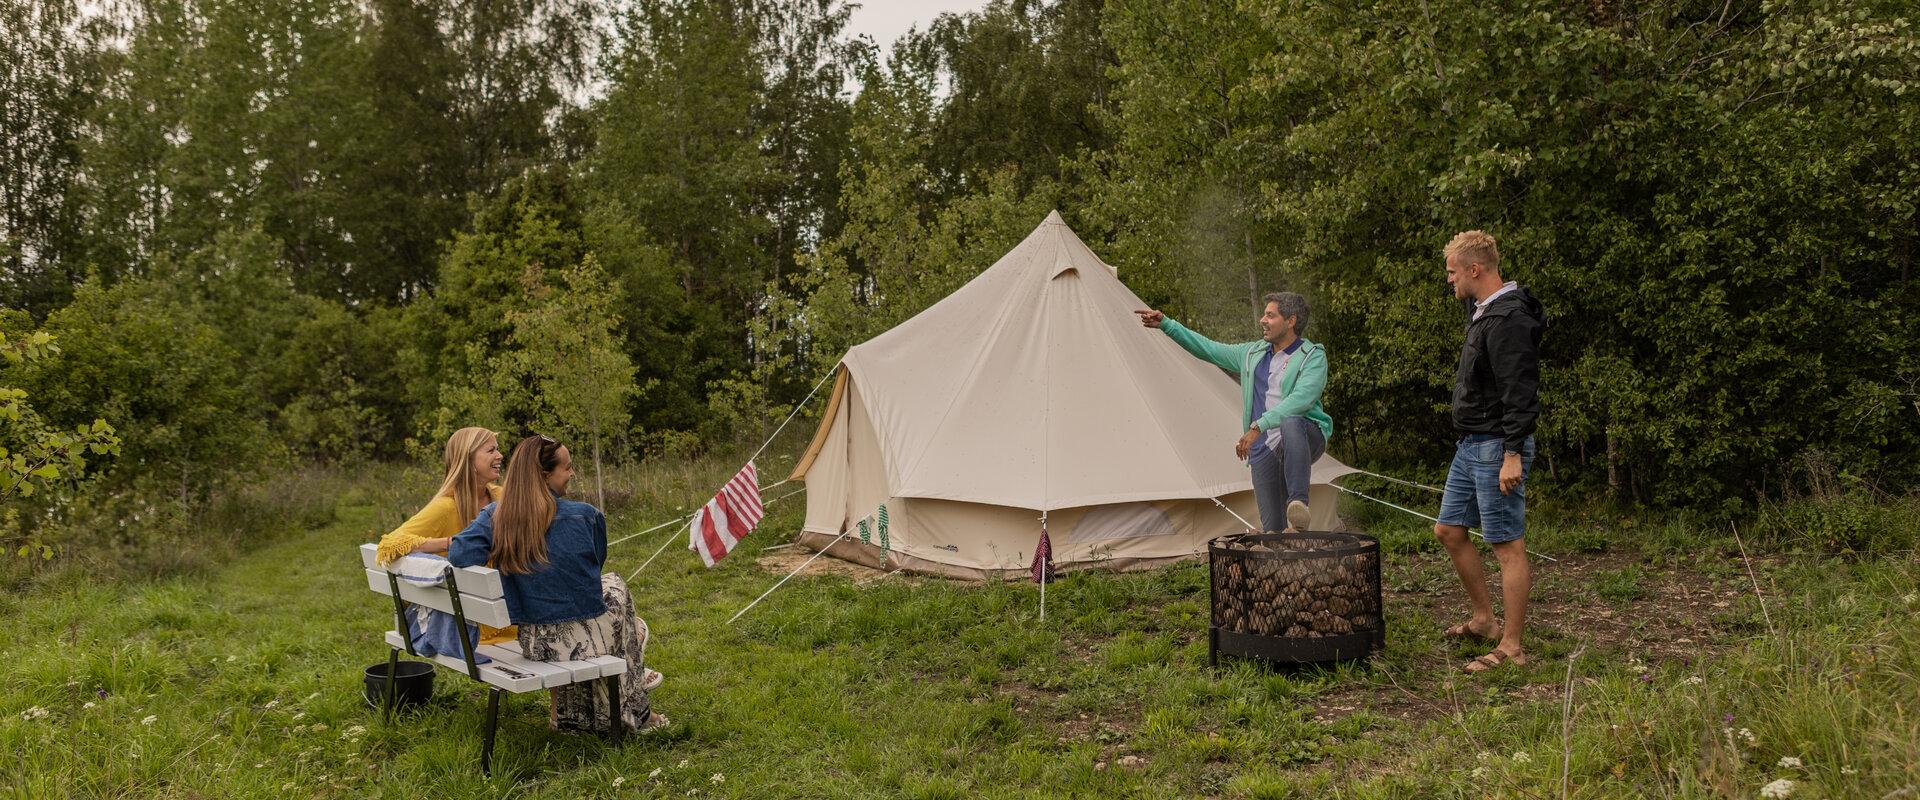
[1434,523,1498,638]
[1487,540,1530,659]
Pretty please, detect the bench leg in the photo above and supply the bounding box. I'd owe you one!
[606,673,623,746]
[480,688,502,777]
[382,648,400,723]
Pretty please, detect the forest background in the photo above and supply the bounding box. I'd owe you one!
[3,0,1917,577]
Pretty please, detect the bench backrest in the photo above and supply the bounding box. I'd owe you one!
[357,543,512,628]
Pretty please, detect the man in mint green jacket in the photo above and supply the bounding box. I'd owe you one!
[1135,293,1333,532]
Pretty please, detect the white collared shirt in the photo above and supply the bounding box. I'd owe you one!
[1473,281,1519,321]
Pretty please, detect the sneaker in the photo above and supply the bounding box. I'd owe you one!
[1285,500,1310,532]
[639,668,663,692]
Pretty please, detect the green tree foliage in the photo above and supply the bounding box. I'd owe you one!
[14,277,261,499]
[0,0,110,314]
[0,327,120,502]
[1091,0,1920,506]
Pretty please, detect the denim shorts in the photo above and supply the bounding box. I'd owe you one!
[1436,434,1535,543]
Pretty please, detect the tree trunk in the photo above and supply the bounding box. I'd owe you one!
[592,410,606,511]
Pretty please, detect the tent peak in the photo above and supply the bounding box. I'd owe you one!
[1043,209,1065,225]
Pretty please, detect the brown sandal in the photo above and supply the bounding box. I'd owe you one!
[1444,621,1499,642]
[1463,650,1527,673]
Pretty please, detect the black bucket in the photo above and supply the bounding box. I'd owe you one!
[363,659,435,710]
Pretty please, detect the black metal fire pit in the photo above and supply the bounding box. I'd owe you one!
[1208,531,1384,666]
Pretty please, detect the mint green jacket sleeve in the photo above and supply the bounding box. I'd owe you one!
[1253,346,1327,430]
[1159,318,1246,373]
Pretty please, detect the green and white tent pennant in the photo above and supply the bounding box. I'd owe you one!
[854,503,891,552]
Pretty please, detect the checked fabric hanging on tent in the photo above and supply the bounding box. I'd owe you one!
[689,461,765,567]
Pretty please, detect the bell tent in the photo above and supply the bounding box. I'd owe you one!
[789,211,1354,579]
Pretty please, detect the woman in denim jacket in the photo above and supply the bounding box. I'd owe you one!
[451,434,667,733]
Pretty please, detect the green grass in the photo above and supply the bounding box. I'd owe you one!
[2,464,1917,798]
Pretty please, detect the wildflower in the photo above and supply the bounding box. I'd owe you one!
[1475,751,1493,762]
[1511,751,1532,764]
[1685,676,1705,685]
[83,702,96,710]
[141,715,157,725]
[677,759,689,769]
[612,777,626,788]
[311,723,329,733]
[96,689,107,699]
[20,706,49,721]
[342,724,366,739]
[649,768,664,778]
[1903,592,1917,605]
[227,655,237,662]
[291,711,306,721]
[265,700,279,709]
[1739,728,1758,746]
[1470,766,1491,780]
[1777,756,1802,769]
[1841,766,1858,776]
[1759,778,1795,798]
[711,773,725,784]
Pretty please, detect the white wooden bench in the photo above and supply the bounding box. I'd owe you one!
[358,544,628,774]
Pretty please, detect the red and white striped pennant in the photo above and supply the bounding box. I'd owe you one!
[688,461,764,567]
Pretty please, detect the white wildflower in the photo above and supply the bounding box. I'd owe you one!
[227,655,237,662]
[1470,766,1491,780]
[342,724,366,739]
[1685,675,1705,685]
[141,715,157,725]
[711,773,724,784]
[255,763,264,769]
[1777,756,1802,769]
[1759,778,1796,798]
[1511,751,1532,764]
[291,711,305,721]
[612,777,625,788]
[649,768,664,778]
[1841,766,1857,775]
[20,706,49,721]
[1475,751,1493,762]
[677,759,689,769]
[1739,728,1758,745]
[265,700,279,709]
[311,723,328,733]
[83,702,96,710]
[1903,592,1917,605]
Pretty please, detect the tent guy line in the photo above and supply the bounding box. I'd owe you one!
[727,527,856,625]
[623,485,805,580]
[1333,483,1558,563]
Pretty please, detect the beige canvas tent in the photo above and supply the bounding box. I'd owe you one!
[789,212,1354,579]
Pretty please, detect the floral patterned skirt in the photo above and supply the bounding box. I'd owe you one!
[516,572,651,733]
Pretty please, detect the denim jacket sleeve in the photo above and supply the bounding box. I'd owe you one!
[446,504,496,568]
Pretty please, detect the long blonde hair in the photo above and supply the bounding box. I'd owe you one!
[491,434,560,575]
[435,427,498,527]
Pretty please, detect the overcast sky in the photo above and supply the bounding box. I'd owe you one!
[845,0,992,49]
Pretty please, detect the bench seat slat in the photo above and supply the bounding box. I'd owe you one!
[359,544,505,599]
[383,631,545,693]
[477,644,606,687]
[364,569,512,628]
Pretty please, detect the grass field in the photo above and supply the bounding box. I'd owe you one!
[2,459,1916,798]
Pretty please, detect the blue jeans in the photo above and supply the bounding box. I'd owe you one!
[1250,416,1326,531]
[1437,434,1535,543]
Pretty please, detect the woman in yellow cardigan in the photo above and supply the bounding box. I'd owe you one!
[375,426,515,644]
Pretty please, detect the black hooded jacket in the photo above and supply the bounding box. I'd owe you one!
[1452,285,1547,452]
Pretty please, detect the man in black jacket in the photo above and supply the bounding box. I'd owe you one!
[1433,230,1547,673]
